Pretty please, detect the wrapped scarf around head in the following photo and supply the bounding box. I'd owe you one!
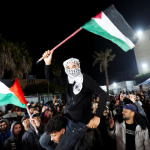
[63,58,83,95]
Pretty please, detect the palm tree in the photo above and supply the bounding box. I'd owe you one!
[0,37,32,79]
[93,49,116,98]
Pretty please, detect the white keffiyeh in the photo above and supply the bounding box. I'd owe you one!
[63,58,83,95]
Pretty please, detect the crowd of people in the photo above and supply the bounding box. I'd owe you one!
[1,51,150,150]
[0,91,150,150]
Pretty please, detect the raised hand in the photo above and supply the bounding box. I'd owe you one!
[43,50,54,65]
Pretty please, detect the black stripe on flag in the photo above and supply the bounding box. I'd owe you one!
[104,5,138,45]
[0,79,15,88]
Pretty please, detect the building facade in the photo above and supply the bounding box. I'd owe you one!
[134,26,150,74]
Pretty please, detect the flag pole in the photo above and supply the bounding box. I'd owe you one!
[36,27,83,64]
[26,104,38,133]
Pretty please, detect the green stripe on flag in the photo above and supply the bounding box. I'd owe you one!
[0,93,26,108]
[82,19,131,52]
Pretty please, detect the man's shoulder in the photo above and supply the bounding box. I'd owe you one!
[83,74,94,81]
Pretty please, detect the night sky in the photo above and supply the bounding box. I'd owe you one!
[0,0,150,85]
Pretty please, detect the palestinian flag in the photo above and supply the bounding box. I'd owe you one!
[82,5,138,52]
[0,78,27,108]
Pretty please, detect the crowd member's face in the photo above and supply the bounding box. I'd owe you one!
[96,97,99,102]
[13,124,22,136]
[35,107,39,111]
[66,63,79,70]
[0,122,7,132]
[103,108,109,117]
[33,116,41,124]
[136,96,140,100]
[141,92,143,95]
[0,117,2,120]
[15,107,18,110]
[33,110,39,114]
[122,108,134,120]
[0,111,2,115]
[49,107,52,112]
[47,111,52,118]
[50,128,65,143]
[22,119,30,130]
[30,108,34,114]
[17,111,21,116]
[57,107,60,111]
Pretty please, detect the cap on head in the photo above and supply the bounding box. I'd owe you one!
[63,58,80,69]
[121,104,137,113]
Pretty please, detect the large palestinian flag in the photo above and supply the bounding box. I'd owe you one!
[82,5,138,52]
[0,78,27,108]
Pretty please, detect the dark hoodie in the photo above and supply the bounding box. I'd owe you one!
[3,121,24,150]
[0,119,11,147]
[22,122,45,150]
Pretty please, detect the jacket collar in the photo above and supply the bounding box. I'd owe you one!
[121,121,142,132]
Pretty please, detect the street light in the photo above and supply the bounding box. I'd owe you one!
[113,82,117,86]
[137,30,143,36]
[142,64,148,68]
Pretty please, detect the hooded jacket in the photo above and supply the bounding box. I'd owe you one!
[0,119,11,147]
[22,122,45,150]
[3,121,24,150]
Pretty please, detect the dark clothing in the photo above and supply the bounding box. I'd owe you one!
[4,121,24,150]
[13,116,23,122]
[40,116,89,150]
[45,65,107,124]
[0,119,11,148]
[125,122,136,150]
[99,116,116,150]
[22,123,45,150]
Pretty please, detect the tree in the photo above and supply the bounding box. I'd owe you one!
[93,49,116,98]
[0,36,32,79]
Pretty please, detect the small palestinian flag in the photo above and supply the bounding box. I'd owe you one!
[0,78,27,108]
[82,5,138,52]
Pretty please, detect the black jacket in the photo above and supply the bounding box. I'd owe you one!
[22,122,45,150]
[3,121,24,150]
[45,65,107,124]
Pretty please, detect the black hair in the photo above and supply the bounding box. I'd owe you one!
[45,116,67,134]
[134,113,149,130]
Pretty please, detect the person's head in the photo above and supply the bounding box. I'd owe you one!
[45,116,67,143]
[35,106,39,111]
[136,94,140,100]
[0,120,8,133]
[13,123,22,138]
[0,116,3,120]
[0,110,2,115]
[33,109,39,114]
[15,107,18,110]
[140,92,143,95]
[121,104,137,121]
[21,116,30,131]
[29,106,35,115]
[103,106,110,117]
[56,106,60,112]
[32,113,41,125]
[17,111,22,117]
[63,58,81,78]
[44,110,52,124]
[96,97,99,102]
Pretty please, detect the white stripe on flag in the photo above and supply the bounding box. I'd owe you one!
[0,81,13,94]
[94,12,135,49]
